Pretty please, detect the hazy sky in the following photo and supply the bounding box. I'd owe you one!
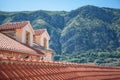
[0,0,120,11]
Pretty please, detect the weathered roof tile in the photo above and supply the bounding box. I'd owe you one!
[0,33,39,55]
[0,58,120,80]
[34,29,46,35]
[0,21,29,31]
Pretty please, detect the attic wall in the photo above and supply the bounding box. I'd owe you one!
[23,24,33,46]
[15,25,33,46]
[40,32,50,49]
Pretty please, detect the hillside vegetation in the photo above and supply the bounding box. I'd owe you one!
[0,5,120,66]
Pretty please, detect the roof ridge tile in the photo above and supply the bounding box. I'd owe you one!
[0,21,29,31]
[34,29,46,35]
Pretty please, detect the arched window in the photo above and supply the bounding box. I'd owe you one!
[43,38,47,48]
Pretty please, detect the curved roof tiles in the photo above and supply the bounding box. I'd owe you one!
[0,33,39,55]
[0,21,29,31]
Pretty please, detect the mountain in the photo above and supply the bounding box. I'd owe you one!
[0,5,120,65]
[61,5,120,53]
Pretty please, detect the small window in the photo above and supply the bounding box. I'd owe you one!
[43,38,47,48]
[26,31,30,45]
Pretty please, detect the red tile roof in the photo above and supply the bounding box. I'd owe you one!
[0,21,29,31]
[34,29,46,35]
[0,57,120,80]
[0,33,39,55]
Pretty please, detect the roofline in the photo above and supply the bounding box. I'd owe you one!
[44,29,50,40]
[0,21,32,31]
[1,32,44,55]
[34,29,50,39]
[34,29,46,35]
[42,29,50,40]
[27,21,35,34]
[1,56,120,69]
[0,50,40,57]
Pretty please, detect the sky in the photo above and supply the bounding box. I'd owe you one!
[0,0,120,12]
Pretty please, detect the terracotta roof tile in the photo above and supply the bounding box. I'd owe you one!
[34,29,46,35]
[0,21,29,31]
[0,58,120,80]
[0,33,39,55]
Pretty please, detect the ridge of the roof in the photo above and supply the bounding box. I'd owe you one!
[0,21,29,31]
[0,57,120,80]
[34,29,46,35]
[1,57,120,69]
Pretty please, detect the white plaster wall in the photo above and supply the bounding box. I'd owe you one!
[40,32,50,49]
[23,24,33,46]
[16,24,34,46]
[16,29,23,42]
